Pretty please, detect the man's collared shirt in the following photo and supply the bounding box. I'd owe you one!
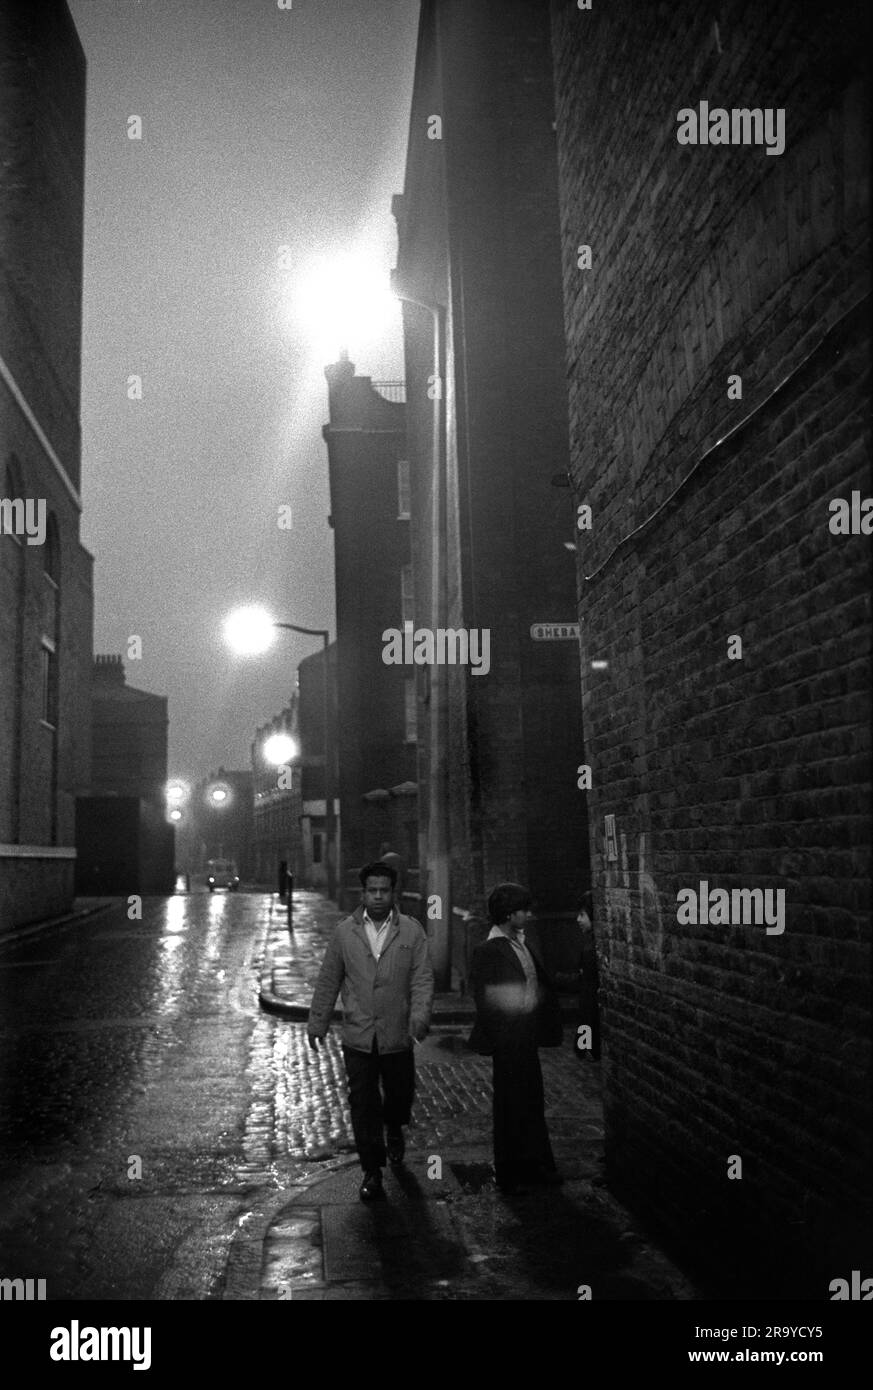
[363,908,394,961]
[488,924,538,1011]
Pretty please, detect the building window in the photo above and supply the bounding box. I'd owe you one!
[401,564,414,624]
[2,465,23,547]
[404,678,417,743]
[312,832,323,864]
[40,515,60,730]
[397,458,411,519]
[41,642,57,726]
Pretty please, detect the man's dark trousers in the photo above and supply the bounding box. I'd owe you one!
[343,1039,415,1171]
[491,1021,556,1187]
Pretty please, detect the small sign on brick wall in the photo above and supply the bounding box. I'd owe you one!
[530,622,581,640]
[604,813,618,863]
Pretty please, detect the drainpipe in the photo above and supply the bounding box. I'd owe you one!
[389,279,452,991]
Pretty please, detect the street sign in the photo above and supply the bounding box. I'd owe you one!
[530,622,580,640]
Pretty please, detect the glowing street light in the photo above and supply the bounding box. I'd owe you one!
[263,732,298,766]
[223,605,277,657]
[282,250,399,361]
[169,808,182,822]
[223,605,335,900]
[210,786,229,805]
[166,780,188,805]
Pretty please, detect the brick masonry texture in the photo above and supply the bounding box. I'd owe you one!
[1,0,93,928]
[550,0,871,1295]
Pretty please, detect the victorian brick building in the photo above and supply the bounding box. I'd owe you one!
[322,357,417,909]
[550,0,871,1295]
[0,0,94,928]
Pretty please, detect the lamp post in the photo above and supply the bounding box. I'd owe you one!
[224,607,336,902]
[388,274,451,991]
[261,729,299,929]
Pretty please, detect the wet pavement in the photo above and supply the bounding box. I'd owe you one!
[0,889,700,1301]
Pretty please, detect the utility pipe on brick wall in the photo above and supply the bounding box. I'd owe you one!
[389,279,452,990]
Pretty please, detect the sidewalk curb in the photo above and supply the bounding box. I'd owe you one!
[0,898,117,949]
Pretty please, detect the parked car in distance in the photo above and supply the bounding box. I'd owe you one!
[206,859,239,892]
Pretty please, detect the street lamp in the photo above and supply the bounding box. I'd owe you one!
[166,779,188,805]
[224,605,335,901]
[388,271,451,990]
[283,250,399,363]
[263,732,298,767]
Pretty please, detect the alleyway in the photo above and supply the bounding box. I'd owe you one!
[0,891,696,1301]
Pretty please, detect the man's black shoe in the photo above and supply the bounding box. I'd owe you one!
[359,1170,384,1202]
[386,1126,405,1165]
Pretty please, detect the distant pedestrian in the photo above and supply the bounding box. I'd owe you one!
[378,842,405,900]
[307,861,434,1202]
[469,882,563,1195]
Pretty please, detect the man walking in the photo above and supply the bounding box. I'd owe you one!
[469,882,563,1195]
[307,861,434,1201]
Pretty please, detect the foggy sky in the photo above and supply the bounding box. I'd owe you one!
[68,0,417,785]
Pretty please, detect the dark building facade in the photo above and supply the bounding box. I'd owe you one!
[0,0,94,929]
[75,654,173,894]
[90,654,168,803]
[322,358,418,909]
[392,0,589,981]
[251,698,303,887]
[550,0,871,1295]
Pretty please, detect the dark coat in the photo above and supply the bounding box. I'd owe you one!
[468,933,563,1054]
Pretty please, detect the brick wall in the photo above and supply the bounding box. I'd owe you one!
[322,362,416,887]
[0,0,86,490]
[0,0,92,929]
[551,0,871,1294]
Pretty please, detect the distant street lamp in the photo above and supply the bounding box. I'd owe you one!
[223,605,335,900]
[223,604,276,657]
[169,808,182,822]
[263,732,298,766]
[210,786,228,805]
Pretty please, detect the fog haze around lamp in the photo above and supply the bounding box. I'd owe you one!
[169,808,182,822]
[263,733,298,766]
[284,250,399,361]
[166,780,188,804]
[209,784,231,806]
[223,605,276,657]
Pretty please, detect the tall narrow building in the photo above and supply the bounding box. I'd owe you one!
[322,357,417,909]
[392,0,589,983]
[0,0,94,928]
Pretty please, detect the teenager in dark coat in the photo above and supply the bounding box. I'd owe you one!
[469,882,563,1194]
